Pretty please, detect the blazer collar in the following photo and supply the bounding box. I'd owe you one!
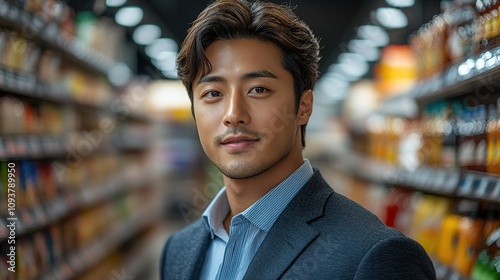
[243,169,334,279]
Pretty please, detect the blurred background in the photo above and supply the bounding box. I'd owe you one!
[1,0,500,279]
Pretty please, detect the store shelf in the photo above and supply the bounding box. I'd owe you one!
[0,67,113,110]
[0,1,115,76]
[0,167,162,242]
[433,259,470,280]
[0,135,66,159]
[330,152,500,204]
[38,202,161,280]
[391,46,500,104]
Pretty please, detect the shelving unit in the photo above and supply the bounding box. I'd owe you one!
[0,2,166,279]
[330,151,500,204]
[330,3,500,279]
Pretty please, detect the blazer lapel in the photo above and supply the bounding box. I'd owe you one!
[243,170,334,280]
[168,219,211,280]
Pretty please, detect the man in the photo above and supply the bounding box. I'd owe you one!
[161,0,436,279]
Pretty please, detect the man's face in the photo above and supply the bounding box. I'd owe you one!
[192,38,311,180]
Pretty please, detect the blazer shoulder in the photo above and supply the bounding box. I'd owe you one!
[354,235,436,279]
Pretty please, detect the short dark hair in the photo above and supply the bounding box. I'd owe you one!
[177,0,320,147]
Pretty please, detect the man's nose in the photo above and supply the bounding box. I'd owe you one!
[223,92,250,126]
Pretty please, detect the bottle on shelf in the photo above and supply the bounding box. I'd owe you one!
[444,0,477,63]
[458,106,476,170]
[471,221,500,280]
[494,97,500,174]
[453,200,484,277]
[487,103,498,174]
[436,200,462,267]
[473,104,488,172]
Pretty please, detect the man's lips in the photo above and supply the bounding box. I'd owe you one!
[221,135,259,150]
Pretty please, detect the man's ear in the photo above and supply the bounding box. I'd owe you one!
[298,89,313,125]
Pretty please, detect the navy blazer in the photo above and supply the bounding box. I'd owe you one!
[161,169,436,279]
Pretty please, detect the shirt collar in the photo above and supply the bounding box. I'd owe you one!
[202,159,313,238]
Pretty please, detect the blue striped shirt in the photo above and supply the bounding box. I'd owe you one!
[200,159,314,280]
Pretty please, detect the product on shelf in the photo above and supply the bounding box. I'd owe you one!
[452,200,484,276]
[471,222,500,279]
[444,0,477,63]
[383,188,416,236]
[489,97,500,174]
[411,195,451,256]
[408,0,500,78]
[436,202,462,267]
[441,101,460,169]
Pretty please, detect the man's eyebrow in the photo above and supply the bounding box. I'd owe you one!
[241,70,278,80]
[197,75,225,85]
[197,70,278,85]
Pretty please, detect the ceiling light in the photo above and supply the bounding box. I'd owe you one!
[108,62,131,86]
[133,24,161,45]
[386,0,415,8]
[348,39,380,61]
[327,64,359,82]
[338,53,369,77]
[115,6,143,27]
[357,25,389,47]
[375,7,408,29]
[106,0,126,7]
[152,51,178,71]
[314,79,349,103]
[162,70,179,79]
[145,38,178,59]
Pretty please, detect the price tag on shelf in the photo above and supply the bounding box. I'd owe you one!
[443,66,459,87]
[443,171,460,193]
[19,208,34,230]
[15,136,27,157]
[0,68,5,85]
[424,168,438,191]
[27,136,41,157]
[432,170,447,192]
[5,136,17,157]
[413,167,428,189]
[30,15,44,34]
[484,179,497,201]
[0,137,6,158]
[433,262,449,280]
[431,75,444,93]
[0,2,8,17]
[457,174,475,196]
[491,180,500,202]
[474,176,491,199]
[14,72,24,92]
[3,69,15,89]
[25,73,36,92]
[8,7,19,21]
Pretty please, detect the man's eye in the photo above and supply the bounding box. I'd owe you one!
[249,87,267,94]
[204,91,222,98]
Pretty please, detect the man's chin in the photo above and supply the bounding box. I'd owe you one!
[218,162,268,180]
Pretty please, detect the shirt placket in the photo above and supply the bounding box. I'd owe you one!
[216,216,248,279]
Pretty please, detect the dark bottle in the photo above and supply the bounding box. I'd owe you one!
[473,105,488,172]
[442,102,459,169]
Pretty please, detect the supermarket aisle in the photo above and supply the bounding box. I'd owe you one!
[2,0,500,279]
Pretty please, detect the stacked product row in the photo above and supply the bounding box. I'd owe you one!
[366,94,500,174]
[410,0,500,78]
[0,1,165,279]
